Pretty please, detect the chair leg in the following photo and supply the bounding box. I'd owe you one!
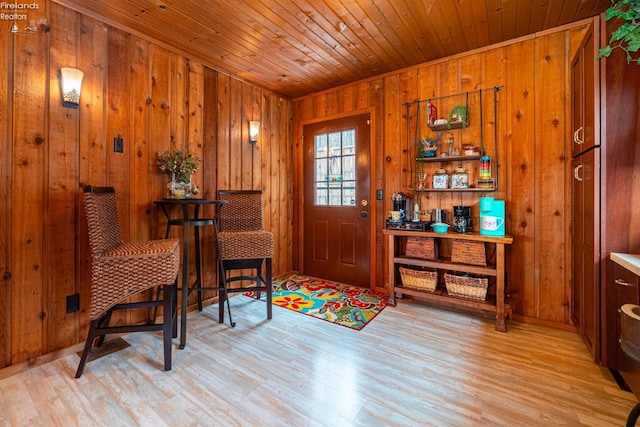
[218,260,235,327]
[162,283,173,371]
[95,311,113,347]
[75,318,100,378]
[172,279,179,338]
[152,285,163,321]
[266,258,272,320]
[218,263,225,323]
[254,261,263,300]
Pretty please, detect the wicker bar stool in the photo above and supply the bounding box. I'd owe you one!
[215,190,274,327]
[75,186,180,378]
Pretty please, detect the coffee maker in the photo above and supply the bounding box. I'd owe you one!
[479,197,505,236]
[453,206,473,233]
[390,192,412,222]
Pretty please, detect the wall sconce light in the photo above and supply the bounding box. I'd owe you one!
[249,120,260,145]
[59,67,84,109]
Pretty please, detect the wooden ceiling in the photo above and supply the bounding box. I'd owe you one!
[56,0,610,99]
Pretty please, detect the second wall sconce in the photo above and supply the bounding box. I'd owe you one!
[249,120,260,145]
[59,67,84,109]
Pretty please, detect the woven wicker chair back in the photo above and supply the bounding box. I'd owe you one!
[84,189,123,259]
[217,190,264,232]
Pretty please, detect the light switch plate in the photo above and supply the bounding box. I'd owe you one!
[114,137,123,153]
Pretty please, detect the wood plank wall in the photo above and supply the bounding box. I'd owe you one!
[0,1,292,369]
[293,19,595,329]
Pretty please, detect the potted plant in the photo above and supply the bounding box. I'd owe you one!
[598,0,640,65]
[448,105,468,128]
[417,133,441,158]
[157,149,201,198]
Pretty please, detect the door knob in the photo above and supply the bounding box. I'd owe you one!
[361,199,368,207]
[361,211,368,218]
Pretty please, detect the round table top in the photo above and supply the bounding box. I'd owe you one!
[154,198,228,206]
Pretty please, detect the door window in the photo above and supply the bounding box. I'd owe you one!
[314,130,356,206]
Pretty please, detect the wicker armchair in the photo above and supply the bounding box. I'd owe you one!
[75,186,180,378]
[216,190,274,327]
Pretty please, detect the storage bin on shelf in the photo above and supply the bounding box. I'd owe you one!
[399,267,438,292]
[445,272,488,301]
[451,239,486,266]
[406,236,437,260]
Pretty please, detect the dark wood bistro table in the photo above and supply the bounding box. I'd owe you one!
[154,198,227,349]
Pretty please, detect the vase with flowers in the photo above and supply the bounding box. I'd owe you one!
[157,149,201,199]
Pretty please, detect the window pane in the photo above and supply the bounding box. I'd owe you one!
[329,188,341,206]
[343,155,355,181]
[315,158,327,181]
[329,154,341,176]
[315,135,327,157]
[343,130,355,150]
[328,132,341,157]
[315,182,327,205]
[342,188,356,205]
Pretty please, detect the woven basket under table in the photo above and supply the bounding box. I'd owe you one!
[399,267,437,292]
[444,273,488,301]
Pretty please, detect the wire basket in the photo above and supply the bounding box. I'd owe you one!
[400,267,437,292]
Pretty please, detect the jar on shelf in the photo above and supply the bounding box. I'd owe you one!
[432,168,450,189]
[451,166,469,189]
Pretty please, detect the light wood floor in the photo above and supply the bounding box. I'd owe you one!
[0,296,637,426]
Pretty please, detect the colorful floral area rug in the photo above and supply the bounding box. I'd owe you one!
[244,273,387,330]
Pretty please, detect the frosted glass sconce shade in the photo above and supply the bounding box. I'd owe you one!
[60,67,84,109]
[249,121,260,144]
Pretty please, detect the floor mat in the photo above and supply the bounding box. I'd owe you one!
[245,273,387,330]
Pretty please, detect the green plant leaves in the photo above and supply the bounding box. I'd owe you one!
[600,0,640,64]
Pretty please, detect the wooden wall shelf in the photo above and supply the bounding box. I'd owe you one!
[406,86,501,192]
[427,120,467,131]
[413,188,496,193]
[416,155,481,163]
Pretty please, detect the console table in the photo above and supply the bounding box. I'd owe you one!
[383,229,513,331]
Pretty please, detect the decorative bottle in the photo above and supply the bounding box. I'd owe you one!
[413,202,420,222]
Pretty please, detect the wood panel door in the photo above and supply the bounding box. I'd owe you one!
[571,22,598,158]
[571,149,600,362]
[302,114,371,287]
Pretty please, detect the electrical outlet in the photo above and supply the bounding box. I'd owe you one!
[114,137,123,153]
[66,294,79,313]
[376,189,383,200]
